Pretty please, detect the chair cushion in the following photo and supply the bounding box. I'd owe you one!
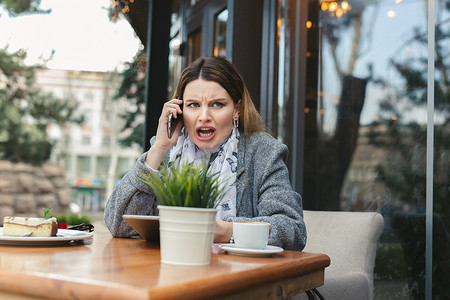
[301,210,384,300]
[287,272,370,300]
[303,211,383,276]
[318,272,371,300]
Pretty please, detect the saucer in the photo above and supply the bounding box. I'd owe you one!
[219,244,284,257]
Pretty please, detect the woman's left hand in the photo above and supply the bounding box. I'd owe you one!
[214,220,233,243]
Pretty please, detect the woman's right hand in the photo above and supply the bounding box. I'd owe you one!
[145,98,183,169]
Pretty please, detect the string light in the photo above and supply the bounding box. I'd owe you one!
[110,0,135,20]
[320,1,352,18]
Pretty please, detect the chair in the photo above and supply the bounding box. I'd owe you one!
[289,210,384,300]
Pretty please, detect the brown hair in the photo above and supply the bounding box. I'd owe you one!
[173,56,266,138]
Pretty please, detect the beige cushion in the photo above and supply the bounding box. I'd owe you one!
[290,210,384,300]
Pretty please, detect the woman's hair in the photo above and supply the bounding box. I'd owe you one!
[173,56,266,138]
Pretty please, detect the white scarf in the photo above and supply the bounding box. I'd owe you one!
[168,127,240,220]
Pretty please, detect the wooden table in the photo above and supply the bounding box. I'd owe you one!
[0,230,330,300]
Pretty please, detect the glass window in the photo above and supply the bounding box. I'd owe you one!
[78,156,91,175]
[168,0,183,96]
[83,109,92,126]
[297,0,449,298]
[188,0,200,8]
[82,135,91,145]
[214,9,228,57]
[101,136,110,147]
[276,0,288,142]
[188,29,202,65]
[96,156,110,179]
[432,1,449,300]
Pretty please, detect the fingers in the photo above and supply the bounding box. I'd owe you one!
[214,220,233,243]
[165,98,183,119]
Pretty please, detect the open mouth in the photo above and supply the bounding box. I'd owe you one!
[197,127,215,137]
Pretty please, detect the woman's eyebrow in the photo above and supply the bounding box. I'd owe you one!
[184,98,228,102]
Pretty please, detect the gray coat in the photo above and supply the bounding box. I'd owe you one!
[104,132,307,251]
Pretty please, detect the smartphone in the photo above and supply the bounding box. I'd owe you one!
[167,101,183,138]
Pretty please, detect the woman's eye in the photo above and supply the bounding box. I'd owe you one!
[213,102,224,108]
[187,103,200,108]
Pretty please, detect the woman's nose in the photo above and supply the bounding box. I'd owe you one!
[198,107,212,122]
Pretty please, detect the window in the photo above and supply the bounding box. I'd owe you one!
[78,156,91,175]
[213,9,228,57]
[82,136,91,145]
[187,29,202,65]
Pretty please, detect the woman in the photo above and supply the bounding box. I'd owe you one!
[104,56,307,251]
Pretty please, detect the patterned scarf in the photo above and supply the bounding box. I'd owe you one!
[168,126,240,220]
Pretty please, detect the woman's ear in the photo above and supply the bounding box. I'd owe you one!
[234,100,241,118]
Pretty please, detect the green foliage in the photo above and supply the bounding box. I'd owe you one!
[369,121,449,214]
[0,2,84,165]
[0,0,50,16]
[56,214,68,224]
[67,214,91,225]
[114,50,147,148]
[0,47,83,165]
[42,208,53,219]
[56,214,91,225]
[139,160,230,208]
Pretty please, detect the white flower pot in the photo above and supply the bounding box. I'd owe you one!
[158,205,217,266]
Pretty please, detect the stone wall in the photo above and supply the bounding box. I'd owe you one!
[0,160,71,225]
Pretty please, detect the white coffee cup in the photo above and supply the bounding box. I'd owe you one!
[232,221,271,249]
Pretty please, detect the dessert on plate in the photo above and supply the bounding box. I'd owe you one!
[2,216,58,237]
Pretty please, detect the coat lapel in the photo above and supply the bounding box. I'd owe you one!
[236,135,247,214]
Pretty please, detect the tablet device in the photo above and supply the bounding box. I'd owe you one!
[123,215,160,242]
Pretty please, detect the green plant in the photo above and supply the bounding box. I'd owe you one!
[67,214,91,225]
[42,208,53,219]
[139,159,230,208]
[56,214,68,224]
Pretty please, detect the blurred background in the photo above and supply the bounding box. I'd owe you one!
[0,0,448,299]
[0,0,143,223]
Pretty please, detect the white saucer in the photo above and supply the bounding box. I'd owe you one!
[219,244,284,257]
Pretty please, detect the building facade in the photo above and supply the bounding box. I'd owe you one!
[119,0,449,299]
[35,69,141,211]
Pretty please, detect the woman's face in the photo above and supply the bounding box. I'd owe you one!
[182,79,239,150]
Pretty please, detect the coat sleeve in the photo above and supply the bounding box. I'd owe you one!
[228,133,307,251]
[104,152,159,237]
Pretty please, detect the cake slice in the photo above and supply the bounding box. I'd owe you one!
[3,216,58,237]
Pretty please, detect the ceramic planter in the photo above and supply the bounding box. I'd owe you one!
[158,205,217,266]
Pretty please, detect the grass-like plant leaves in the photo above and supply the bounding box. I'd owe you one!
[139,159,230,208]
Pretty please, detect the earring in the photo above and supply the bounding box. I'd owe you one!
[233,116,239,128]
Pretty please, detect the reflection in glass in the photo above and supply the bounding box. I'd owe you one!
[188,29,202,66]
[189,0,200,8]
[168,0,182,96]
[276,0,288,142]
[432,1,450,300]
[303,0,450,298]
[168,35,182,96]
[214,9,228,57]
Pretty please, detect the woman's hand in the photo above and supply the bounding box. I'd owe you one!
[145,98,183,169]
[214,220,233,243]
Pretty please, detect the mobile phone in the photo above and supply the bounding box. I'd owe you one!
[167,101,183,138]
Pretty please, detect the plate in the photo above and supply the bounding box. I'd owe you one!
[0,228,93,246]
[219,244,284,257]
[123,215,160,242]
